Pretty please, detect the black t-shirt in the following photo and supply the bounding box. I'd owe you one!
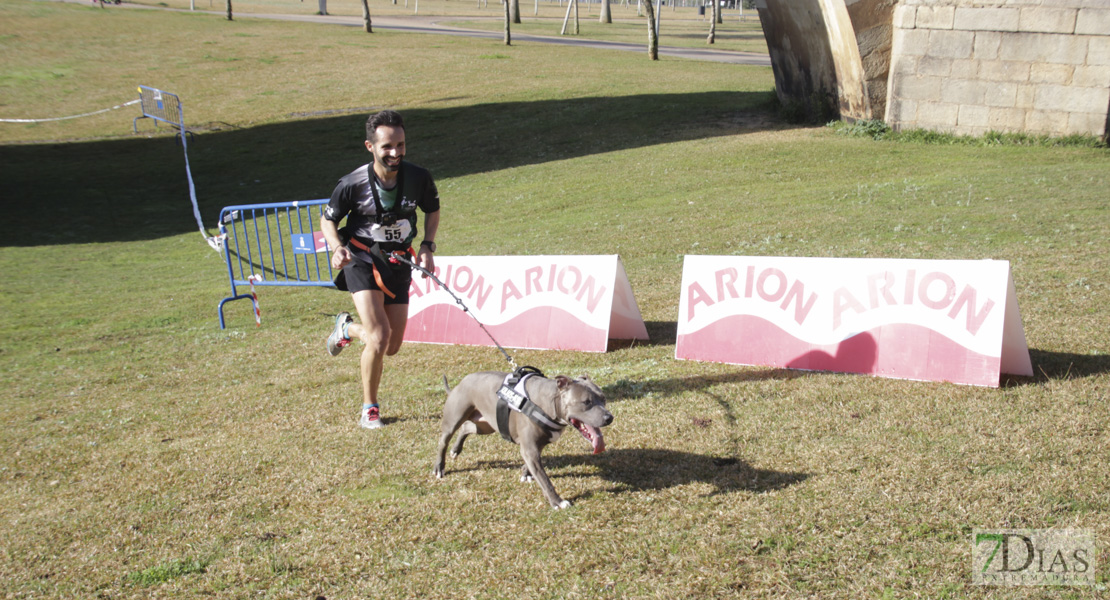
[324,161,440,262]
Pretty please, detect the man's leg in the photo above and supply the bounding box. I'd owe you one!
[348,292,409,426]
[349,290,389,412]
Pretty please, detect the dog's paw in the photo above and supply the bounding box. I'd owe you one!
[555,499,572,510]
[432,466,444,479]
[520,473,534,483]
[449,451,460,459]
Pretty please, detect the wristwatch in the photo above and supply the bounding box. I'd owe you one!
[420,240,437,253]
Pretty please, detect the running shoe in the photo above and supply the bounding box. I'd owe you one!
[359,405,383,429]
[327,312,353,356]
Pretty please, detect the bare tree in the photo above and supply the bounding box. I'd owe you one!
[511,0,520,24]
[226,0,233,20]
[707,0,716,44]
[642,0,657,59]
[599,0,611,23]
[317,0,327,14]
[361,0,372,32]
[560,0,580,35]
[503,0,512,44]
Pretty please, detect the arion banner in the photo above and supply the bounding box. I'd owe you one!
[404,255,648,352]
[675,256,1032,387]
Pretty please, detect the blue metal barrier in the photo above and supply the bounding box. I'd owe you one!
[133,86,191,140]
[218,199,336,328]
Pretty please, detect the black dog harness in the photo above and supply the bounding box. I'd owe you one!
[495,366,564,444]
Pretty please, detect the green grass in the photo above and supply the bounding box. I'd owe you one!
[831,119,1109,148]
[2,1,1109,598]
[127,557,210,586]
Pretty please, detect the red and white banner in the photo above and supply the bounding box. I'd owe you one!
[675,256,1032,387]
[404,256,648,352]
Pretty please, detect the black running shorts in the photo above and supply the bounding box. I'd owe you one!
[334,257,411,305]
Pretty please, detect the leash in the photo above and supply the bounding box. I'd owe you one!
[335,246,563,444]
[388,249,519,371]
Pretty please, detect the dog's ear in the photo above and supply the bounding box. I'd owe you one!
[555,375,571,389]
[579,374,591,382]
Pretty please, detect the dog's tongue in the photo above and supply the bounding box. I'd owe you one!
[572,419,606,454]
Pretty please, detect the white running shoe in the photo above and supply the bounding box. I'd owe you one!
[359,405,383,429]
[327,312,353,356]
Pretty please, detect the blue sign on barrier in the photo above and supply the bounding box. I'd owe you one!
[217,199,335,328]
[291,232,328,254]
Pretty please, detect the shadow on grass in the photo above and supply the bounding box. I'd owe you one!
[603,368,808,402]
[0,91,781,248]
[476,448,808,498]
[1020,349,1110,383]
[607,320,678,350]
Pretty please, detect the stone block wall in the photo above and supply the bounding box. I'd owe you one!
[886,0,1110,139]
[846,0,897,120]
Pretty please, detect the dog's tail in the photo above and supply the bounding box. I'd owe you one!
[442,375,451,394]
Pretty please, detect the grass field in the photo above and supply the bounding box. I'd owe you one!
[2,1,1108,598]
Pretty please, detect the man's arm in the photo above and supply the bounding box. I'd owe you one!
[416,209,440,277]
[320,215,352,270]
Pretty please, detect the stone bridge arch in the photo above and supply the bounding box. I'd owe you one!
[753,0,1110,141]
[755,0,895,122]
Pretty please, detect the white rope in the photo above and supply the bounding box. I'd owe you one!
[178,126,222,251]
[3,91,219,251]
[0,99,141,123]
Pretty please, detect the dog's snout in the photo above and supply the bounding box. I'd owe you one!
[601,412,614,426]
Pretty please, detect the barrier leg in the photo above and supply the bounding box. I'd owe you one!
[218,294,256,329]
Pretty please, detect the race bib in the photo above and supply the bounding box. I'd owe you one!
[369,220,412,244]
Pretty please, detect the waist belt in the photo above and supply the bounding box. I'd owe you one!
[495,367,562,444]
[346,237,414,299]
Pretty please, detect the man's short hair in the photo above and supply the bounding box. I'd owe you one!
[366,110,405,143]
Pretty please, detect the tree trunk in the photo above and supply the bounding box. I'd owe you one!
[511,0,520,24]
[361,0,372,32]
[317,0,326,15]
[716,0,722,23]
[707,1,716,43]
[599,0,611,23]
[226,0,233,20]
[503,0,512,45]
[560,0,579,35]
[642,0,657,60]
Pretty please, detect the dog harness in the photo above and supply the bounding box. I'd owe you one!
[495,366,563,444]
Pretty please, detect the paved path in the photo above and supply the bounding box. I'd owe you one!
[270,13,771,65]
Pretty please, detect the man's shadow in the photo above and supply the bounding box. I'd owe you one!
[475,448,808,501]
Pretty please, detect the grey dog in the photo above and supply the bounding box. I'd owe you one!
[433,372,613,509]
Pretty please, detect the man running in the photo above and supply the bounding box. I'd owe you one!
[321,110,440,429]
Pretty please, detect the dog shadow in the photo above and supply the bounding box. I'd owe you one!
[601,369,810,403]
[475,448,808,499]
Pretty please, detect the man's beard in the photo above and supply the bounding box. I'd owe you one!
[378,154,403,172]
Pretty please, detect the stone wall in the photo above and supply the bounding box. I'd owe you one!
[755,0,844,120]
[755,0,898,122]
[846,0,897,119]
[885,0,1110,139]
